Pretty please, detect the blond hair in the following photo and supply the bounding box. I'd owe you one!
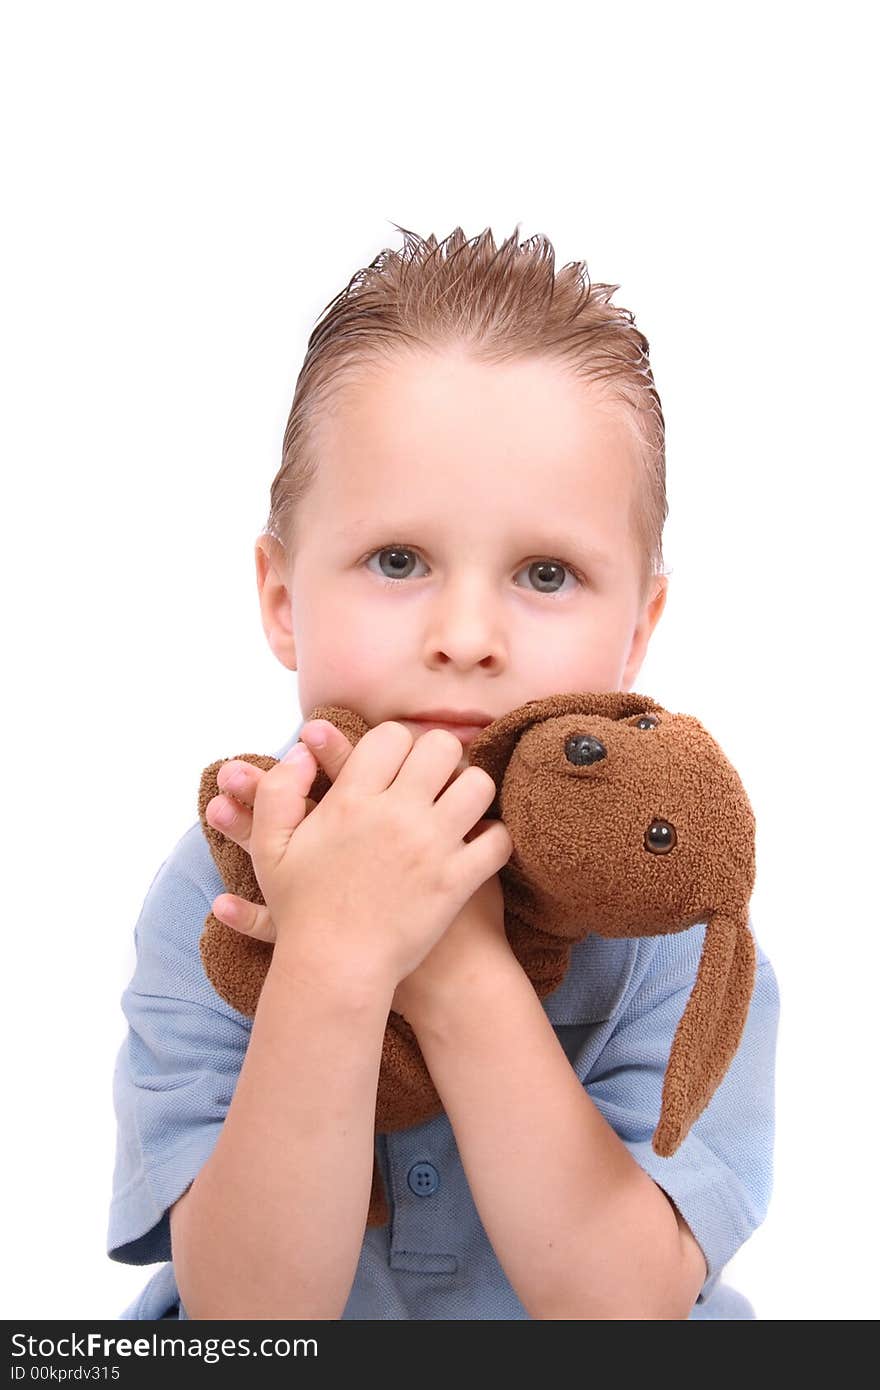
[263,223,668,602]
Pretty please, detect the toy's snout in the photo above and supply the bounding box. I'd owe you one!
[498,711,751,942]
[564,731,608,763]
[562,723,677,858]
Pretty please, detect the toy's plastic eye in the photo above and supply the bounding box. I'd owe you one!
[633,715,659,729]
[645,820,676,854]
[565,734,607,766]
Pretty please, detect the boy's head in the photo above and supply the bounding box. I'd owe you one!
[256,224,669,775]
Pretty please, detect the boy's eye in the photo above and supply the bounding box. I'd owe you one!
[364,546,584,595]
[366,546,427,583]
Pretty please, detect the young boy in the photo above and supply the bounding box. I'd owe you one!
[107,225,779,1320]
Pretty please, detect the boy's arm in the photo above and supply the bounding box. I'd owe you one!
[410,955,707,1320]
[170,944,395,1320]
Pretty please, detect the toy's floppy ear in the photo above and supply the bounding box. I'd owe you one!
[468,690,665,806]
[652,909,757,1156]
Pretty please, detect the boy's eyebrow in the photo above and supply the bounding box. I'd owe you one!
[333,520,615,571]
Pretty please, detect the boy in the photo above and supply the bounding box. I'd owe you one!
[107,225,779,1319]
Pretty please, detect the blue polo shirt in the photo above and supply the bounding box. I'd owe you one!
[107,720,780,1320]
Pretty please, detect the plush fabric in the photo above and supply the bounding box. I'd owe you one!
[196,691,756,1229]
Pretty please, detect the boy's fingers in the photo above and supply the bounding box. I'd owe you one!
[213,893,276,943]
[464,817,493,843]
[297,720,354,783]
[205,793,254,853]
[216,758,317,810]
[216,760,258,802]
[209,750,320,855]
[251,745,320,863]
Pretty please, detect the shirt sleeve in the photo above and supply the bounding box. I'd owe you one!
[106,820,254,1266]
[582,919,780,1307]
[107,726,306,1268]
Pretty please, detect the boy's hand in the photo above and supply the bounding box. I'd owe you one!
[388,866,511,1025]
[205,718,513,995]
[205,721,514,1017]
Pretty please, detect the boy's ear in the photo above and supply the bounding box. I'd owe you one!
[254,535,297,671]
[621,575,669,692]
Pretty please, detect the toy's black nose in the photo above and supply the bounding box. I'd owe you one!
[564,734,607,766]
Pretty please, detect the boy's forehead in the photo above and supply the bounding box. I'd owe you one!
[329,352,635,455]
[300,353,642,557]
[311,441,637,563]
[316,422,637,501]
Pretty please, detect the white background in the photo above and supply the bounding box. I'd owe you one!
[3,0,877,1322]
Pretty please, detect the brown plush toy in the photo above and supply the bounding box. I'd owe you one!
[197,691,757,1229]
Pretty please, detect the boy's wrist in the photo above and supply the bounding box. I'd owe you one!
[403,951,528,1039]
[268,936,397,1013]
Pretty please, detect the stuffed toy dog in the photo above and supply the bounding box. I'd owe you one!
[196,691,757,1228]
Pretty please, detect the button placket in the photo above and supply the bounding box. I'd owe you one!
[387,1116,459,1274]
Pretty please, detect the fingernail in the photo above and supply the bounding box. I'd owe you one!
[282,743,311,763]
[301,722,328,748]
[219,765,247,794]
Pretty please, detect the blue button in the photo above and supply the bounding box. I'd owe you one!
[407,1162,440,1197]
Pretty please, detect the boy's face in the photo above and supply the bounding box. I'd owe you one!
[257,349,668,778]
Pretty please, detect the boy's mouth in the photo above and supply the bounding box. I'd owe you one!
[404,718,487,745]
[401,709,493,745]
